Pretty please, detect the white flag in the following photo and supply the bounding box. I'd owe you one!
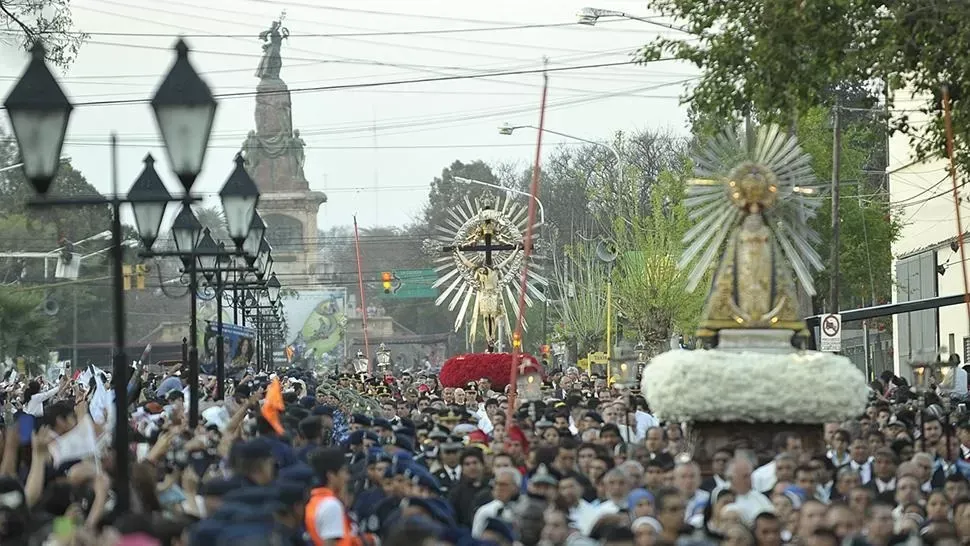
[51,416,98,467]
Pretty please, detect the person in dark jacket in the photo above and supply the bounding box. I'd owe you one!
[448,448,490,528]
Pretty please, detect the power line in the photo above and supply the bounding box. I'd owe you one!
[1,60,660,109]
[0,21,588,38]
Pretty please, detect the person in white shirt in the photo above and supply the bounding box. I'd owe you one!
[845,437,872,484]
[25,376,67,417]
[726,455,773,525]
[673,461,710,522]
[472,467,521,537]
[556,471,595,527]
[580,467,630,534]
[751,432,803,493]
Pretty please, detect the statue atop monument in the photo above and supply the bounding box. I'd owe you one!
[242,16,311,193]
[255,19,289,80]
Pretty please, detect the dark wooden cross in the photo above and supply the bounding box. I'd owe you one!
[440,222,524,267]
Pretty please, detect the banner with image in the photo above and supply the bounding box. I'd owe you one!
[202,322,256,375]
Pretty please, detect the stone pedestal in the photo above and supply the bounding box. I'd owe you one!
[690,421,825,475]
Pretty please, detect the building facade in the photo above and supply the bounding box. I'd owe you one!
[888,89,967,376]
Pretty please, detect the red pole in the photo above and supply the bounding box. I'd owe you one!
[353,216,371,372]
[941,87,970,330]
[507,66,549,426]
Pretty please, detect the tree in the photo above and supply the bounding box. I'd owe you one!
[611,167,706,354]
[552,245,609,360]
[0,0,87,68]
[639,0,970,170]
[194,206,228,243]
[796,107,901,310]
[423,160,501,232]
[0,286,56,365]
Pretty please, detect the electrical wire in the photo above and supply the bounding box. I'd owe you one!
[0,60,663,110]
[0,21,593,38]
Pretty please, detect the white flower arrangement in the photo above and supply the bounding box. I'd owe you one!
[640,349,869,424]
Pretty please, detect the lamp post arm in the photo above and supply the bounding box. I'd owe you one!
[508,125,625,202]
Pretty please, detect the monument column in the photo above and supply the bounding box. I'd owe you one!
[240,19,327,287]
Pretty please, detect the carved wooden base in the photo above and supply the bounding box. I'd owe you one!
[688,421,825,475]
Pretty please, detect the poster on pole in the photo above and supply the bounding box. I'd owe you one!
[202,323,256,375]
[820,313,842,352]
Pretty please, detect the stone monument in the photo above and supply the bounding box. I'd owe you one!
[641,125,869,472]
[241,19,327,284]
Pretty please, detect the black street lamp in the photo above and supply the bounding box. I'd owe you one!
[127,154,172,250]
[220,154,261,250]
[267,272,281,303]
[4,39,215,516]
[170,205,204,427]
[196,228,219,281]
[243,212,266,259]
[3,43,73,195]
[255,238,273,281]
[171,205,203,255]
[151,39,217,192]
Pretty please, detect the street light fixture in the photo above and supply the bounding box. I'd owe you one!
[243,211,266,259]
[266,272,281,303]
[196,227,218,281]
[377,343,391,374]
[5,38,215,515]
[497,124,624,192]
[127,154,172,250]
[219,153,260,250]
[151,39,217,192]
[3,42,73,195]
[255,238,273,280]
[576,7,689,32]
[171,205,203,256]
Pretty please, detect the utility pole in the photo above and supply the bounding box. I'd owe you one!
[829,100,842,313]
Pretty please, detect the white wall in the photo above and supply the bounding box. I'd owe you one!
[888,88,969,375]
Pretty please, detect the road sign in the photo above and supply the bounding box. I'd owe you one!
[820,313,842,352]
[385,268,438,299]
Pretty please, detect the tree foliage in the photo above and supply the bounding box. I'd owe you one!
[0,287,56,364]
[611,168,706,354]
[796,107,901,310]
[639,0,970,168]
[552,245,608,358]
[0,0,87,69]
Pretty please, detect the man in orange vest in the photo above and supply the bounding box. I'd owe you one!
[306,447,363,546]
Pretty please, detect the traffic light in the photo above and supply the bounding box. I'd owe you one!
[512,331,522,349]
[382,271,392,294]
[122,265,132,291]
[135,264,148,290]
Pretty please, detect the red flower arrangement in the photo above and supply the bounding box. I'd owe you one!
[439,352,542,389]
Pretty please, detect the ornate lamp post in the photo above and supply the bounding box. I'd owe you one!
[909,351,957,460]
[4,39,215,515]
[376,343,391,374]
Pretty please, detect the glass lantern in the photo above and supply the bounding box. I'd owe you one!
[635,341,648,377]
[517,362,542,402]
[376,343,391,374]
[909,361,931,392]
[616,360,639,389]
[353,350,369,373]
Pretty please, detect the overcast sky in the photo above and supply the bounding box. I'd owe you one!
[1,0,696,229]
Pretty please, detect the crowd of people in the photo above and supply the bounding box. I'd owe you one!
[0,361,969,546]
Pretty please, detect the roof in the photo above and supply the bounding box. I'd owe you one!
[896,232,970,260]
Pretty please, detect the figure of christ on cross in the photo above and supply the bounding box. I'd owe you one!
[441,220,525,352]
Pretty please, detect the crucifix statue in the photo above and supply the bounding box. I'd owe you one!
[425,195,547,353]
